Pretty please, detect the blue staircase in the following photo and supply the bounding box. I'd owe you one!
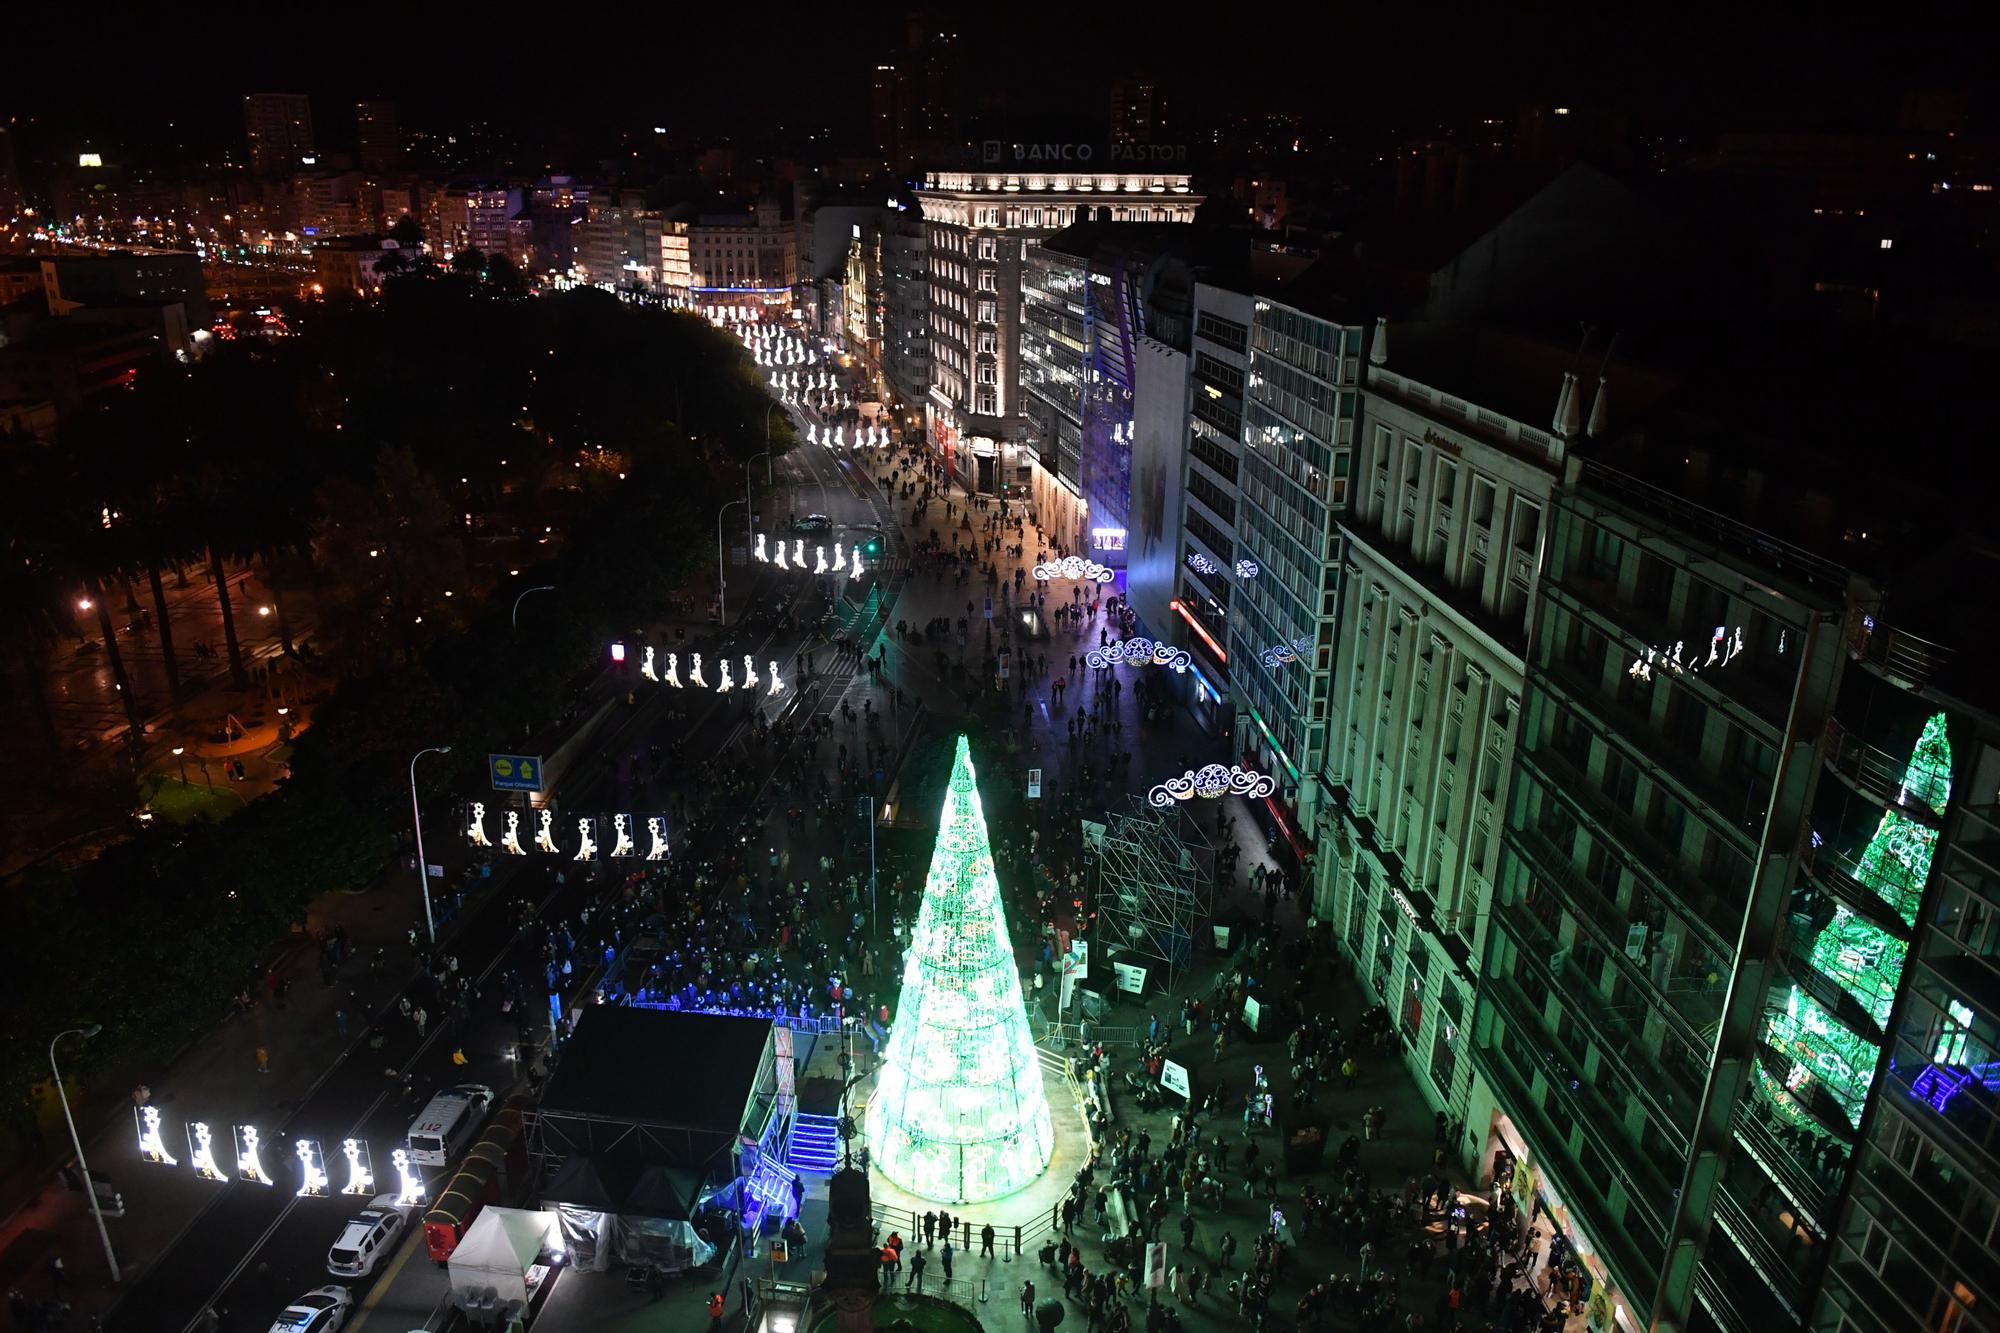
[786,1113,841,1174]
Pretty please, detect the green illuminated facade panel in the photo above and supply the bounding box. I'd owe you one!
[867,736,1054,1203]
[1760,713,1951,1132]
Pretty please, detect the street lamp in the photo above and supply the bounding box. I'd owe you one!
[50,1025,119,1284]
[511,585,556,631]
[408,746,453,945]
[171,746,186,784]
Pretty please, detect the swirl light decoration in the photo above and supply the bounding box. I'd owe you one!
[1235,560,1260,579]
[1147,763,1278,808]
[1260,634,1315,669]
[1032,555,1116,584]
[1186,551,1221,576]
[1085,637,1192,673]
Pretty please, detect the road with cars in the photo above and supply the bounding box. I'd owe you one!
[103,402,905,1333]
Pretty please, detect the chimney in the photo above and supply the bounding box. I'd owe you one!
[1551,373,1575,435]
[1585,375,1608,437]
[1558,373,1583,437]
[1370,316,1389,366]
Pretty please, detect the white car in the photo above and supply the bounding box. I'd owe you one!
[326,1193,412,1278]
[266,1285,353,1333]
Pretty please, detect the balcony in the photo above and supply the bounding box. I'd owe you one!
[1822,718,1944,827]
[1799,837,1915,942]
[1845,612,1955,692]
[1510,824,1719,1071]
[1495,904,1699,1150]
[1777,937,1886,1045]
[1730,1105,1838,1236]
[1518,742,1742,957]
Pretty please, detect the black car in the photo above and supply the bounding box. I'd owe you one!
[792,513,833,534]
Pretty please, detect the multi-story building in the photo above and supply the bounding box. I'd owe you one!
[1222,271,1368,854]
[869,15,962,172]
[1812,667,2000,1333]
[657,220,693,308]
[1457,356,2000,1333]
[843,219,887,391]
[880,205,929,426]
[1019,222,1202,564]
[293,170,364,238]
[355,100,401,171]
[1318,319,1567,1130]
[1110,77,1168,146]
[576,201,666,289]
[1164,283,1259,732]
[688,198,796,316]
[915,166,1200,497]
[241,93,314,177]
[428,183,524,263]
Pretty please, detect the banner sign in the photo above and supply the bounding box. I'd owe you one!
[488,754,542,792]
[1114,962,1148,995]
[1160,1060,1191,1100]
[1243,995,1262,1032]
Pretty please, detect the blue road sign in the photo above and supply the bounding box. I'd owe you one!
[489,754,543,792]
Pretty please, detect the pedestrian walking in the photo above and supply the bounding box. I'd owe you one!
[981,1223,996,1258]
[413,1006,429,1037]
[334,1008,349,1038]
[908,1250,929,1291]
[708,1291,725,1333]
[255,1045,270,1074]
[941,1239,954,1281]
[1021,1279,1036,1317]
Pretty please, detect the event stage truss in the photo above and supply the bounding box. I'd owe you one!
[1091,795,1215,996]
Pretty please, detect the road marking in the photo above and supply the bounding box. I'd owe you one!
[344,1220,425,1332]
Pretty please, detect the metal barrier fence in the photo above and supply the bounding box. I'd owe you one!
[869,1204,1059,1264]
[1041,1021,1145,1048]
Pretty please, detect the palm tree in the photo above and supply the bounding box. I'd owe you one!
[67,384,194,706]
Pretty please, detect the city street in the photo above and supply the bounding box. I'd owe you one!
[8,348,1489,1333]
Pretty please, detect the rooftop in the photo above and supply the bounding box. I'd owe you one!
[539,1007,771,1134]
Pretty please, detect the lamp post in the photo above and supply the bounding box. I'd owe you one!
[171,746,186,784]
[511,585,556,631]
[717,498,746,625]
[51,1026,119,1284]
[408,745,453,945]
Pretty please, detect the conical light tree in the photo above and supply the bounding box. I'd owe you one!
[868,736,1054,1203]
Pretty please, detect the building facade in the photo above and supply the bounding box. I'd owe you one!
[1222,284,1366,854]
[1170,283,1258,734]
[1463,450,1861,1333]
[242,93,314,177]
[915,167,1199,498]
[881,205,929,428]
[1810,653,2000,1333]
[1318,338,1563,1132]
[688,198,796,315]
[355,100,400,171]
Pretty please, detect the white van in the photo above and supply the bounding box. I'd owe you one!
[405,1084,495,1168]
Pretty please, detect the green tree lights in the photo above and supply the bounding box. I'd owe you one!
[867,736,1055,1203]
[1760,713,1952,1131]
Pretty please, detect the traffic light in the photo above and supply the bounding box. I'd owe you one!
[865,538,880,555]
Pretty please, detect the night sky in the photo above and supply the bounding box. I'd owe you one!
[9,6,1996,167]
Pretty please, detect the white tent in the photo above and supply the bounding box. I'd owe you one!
[449,1205,557,1311]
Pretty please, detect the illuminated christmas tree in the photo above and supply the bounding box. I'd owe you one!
[867,736,1054,1203]
[1760,713,1951,1130]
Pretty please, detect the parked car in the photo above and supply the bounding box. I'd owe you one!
[265,1285,353,1333]
[326,1194,412,1278]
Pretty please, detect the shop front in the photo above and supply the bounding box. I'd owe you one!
[1477,1109,1642,1333]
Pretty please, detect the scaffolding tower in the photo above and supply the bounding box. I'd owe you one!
[1091,795,1216,997]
